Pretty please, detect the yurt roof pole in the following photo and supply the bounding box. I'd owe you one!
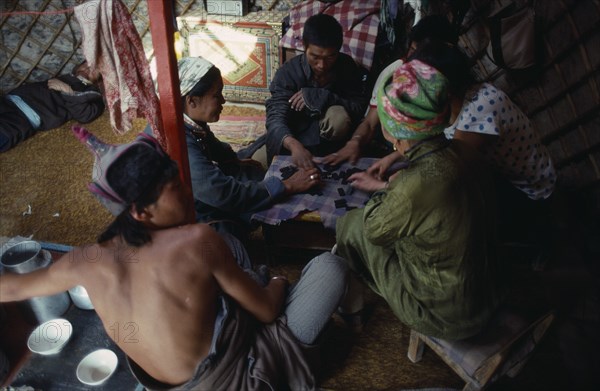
[147,1,195,222]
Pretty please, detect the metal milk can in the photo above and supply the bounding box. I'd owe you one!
[0,240,71,324]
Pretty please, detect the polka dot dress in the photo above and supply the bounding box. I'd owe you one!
[445,83,556,200]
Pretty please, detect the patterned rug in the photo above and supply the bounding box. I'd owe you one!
[210,115,266,151]
[179,11,285,104]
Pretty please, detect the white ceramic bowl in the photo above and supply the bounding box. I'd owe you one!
[76,349,118,386]
[27,318,73,355]
[68,285,94,310]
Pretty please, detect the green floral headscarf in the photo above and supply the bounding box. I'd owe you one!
[377,59,450,140]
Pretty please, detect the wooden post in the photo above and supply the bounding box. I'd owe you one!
[147,1,195,223]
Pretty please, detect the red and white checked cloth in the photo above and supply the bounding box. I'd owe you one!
[280,0,381,70]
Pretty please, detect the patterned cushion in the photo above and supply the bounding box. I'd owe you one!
[428,309,530,377]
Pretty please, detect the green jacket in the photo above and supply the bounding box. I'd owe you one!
[336,137,504,340]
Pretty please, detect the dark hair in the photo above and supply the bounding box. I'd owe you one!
[73,61,102,84]
[302,14,343,50]
[409,14,459,46]
[97,145,179,246]
[408,40,475,95]
[186,66,221,98]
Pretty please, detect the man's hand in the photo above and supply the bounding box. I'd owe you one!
[291,147,316,169]
[289,90,306,112]
[47,78,74,94]
[282,167,321,194]
[348,171,387,193]
[322,139,361,166]
[283,136,315,169]
[323,108,379,166]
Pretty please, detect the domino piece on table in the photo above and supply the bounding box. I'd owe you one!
[334,199,348,208]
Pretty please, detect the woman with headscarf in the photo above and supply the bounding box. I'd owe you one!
[335,59,505,340]
[367,41,556,251]
[151,57,320,242]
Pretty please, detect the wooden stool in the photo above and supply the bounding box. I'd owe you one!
[407,308,555,391]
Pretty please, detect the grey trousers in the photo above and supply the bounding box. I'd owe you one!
[285,252,349,344]
[222,232,348,345]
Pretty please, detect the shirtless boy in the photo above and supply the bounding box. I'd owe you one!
[0,127,347,390]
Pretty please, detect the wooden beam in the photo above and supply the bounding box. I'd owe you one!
[147,0,195,222]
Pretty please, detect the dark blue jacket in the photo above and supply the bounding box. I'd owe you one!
[264,52,367,163]
[185,123,285,238]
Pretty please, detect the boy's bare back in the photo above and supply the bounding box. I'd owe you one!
[59,224,222,384]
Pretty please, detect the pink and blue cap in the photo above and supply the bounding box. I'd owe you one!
[72,125,171,216]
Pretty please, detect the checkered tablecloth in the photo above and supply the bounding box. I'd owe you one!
[251,155,378,230]
[279,0,380,70]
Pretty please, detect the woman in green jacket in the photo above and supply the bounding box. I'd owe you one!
[336,58,504,340]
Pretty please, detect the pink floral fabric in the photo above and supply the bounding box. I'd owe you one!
[74,0,165,148]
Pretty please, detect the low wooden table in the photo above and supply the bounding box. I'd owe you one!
[261,212,337,249]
